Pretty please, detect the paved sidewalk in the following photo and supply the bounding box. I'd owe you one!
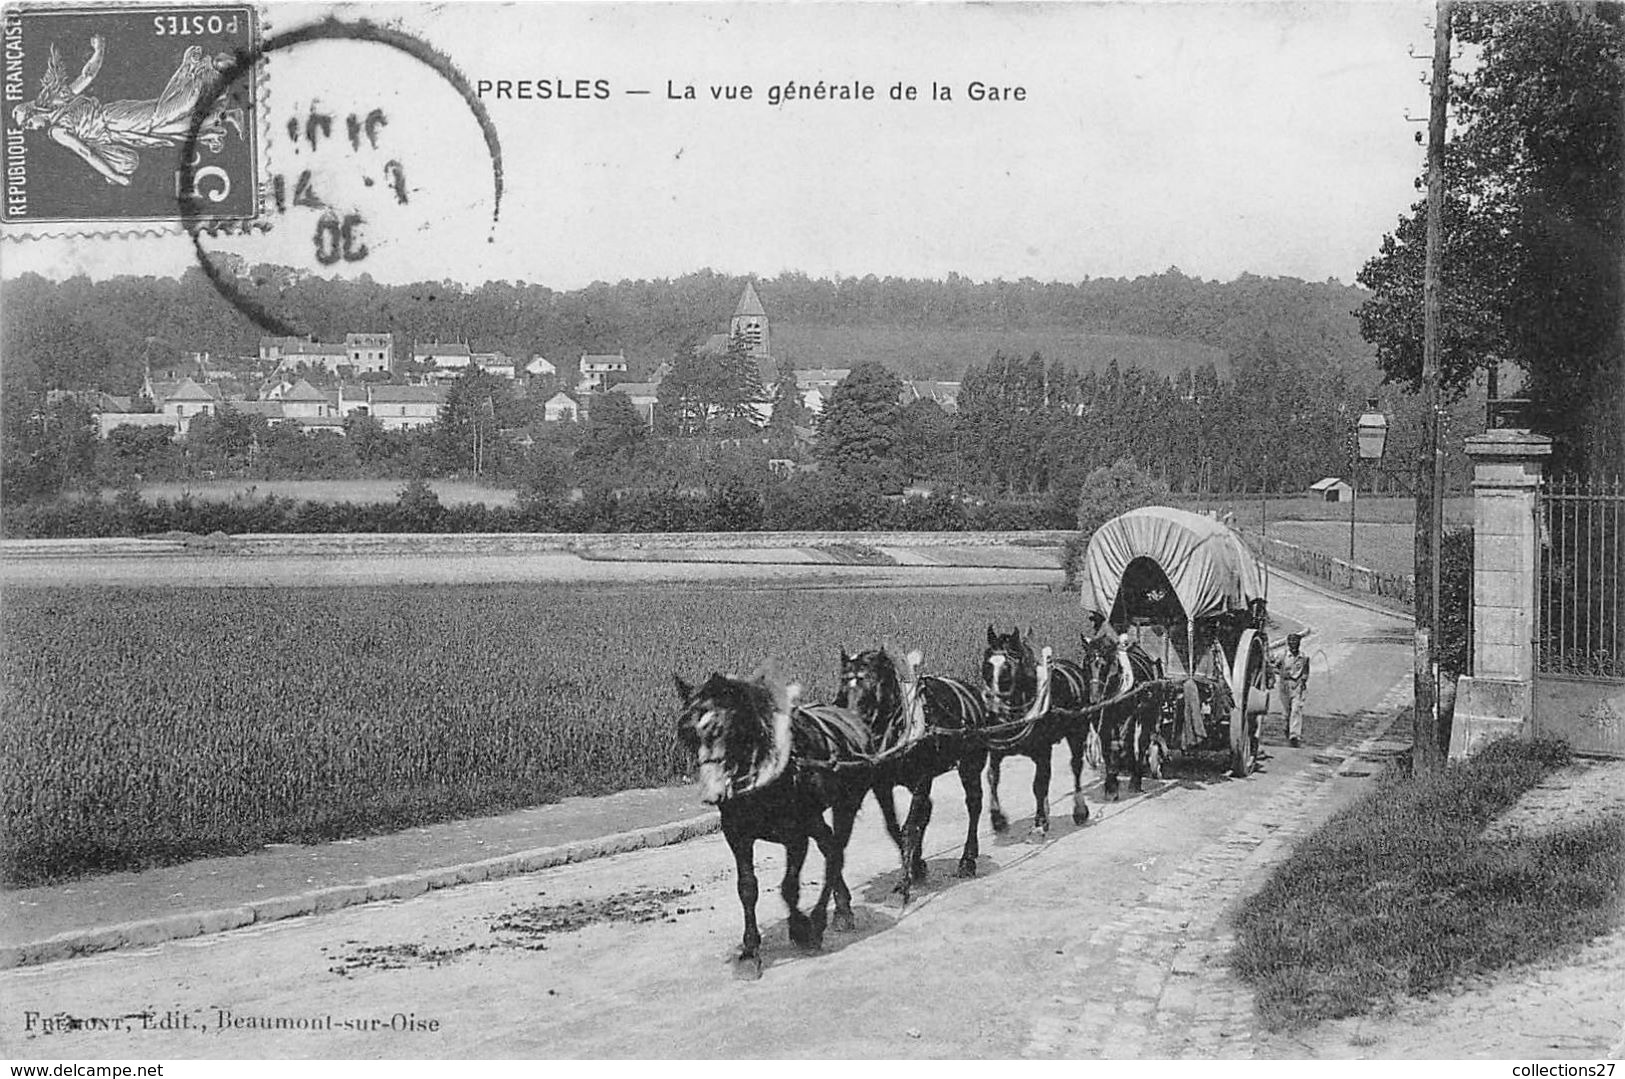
[1,783,713,966]
[1023,676,1415,1058]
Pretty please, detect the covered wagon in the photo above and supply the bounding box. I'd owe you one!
[1081,506,1275,777]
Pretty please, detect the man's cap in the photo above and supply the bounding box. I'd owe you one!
[1287,632,1303,644]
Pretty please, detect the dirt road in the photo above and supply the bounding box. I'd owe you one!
[0,577,1442,1059]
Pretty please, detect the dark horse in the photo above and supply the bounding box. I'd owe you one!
[675,667,874,979]
[981,626,1095,838]
[1079,632,1163,797]
[836,647,989,903]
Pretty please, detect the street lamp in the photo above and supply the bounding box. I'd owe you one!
[1351,398,1390,561]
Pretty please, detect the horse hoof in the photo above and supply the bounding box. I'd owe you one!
[734,954,763,980]
[832,909,856,933]
[1130,781,1144,794]
[911,862,929,883]
[787,914,815,948]
[1073,807,1090,825]
[1026,826,1048,844]
[955,858,978,878]
[990,811,1009,834]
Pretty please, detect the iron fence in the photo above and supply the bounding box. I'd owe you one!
[1538,474,1624,681]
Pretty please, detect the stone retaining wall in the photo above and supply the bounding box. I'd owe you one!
[1239,531,1415,609]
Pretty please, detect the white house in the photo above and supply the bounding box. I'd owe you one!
[413,342,473,378]
[161,378,219,433]
[525,355,557,379]
[278,379,332,420]
[543,391,582,422]
[472,351,517,379]
[345,332,394,375]
[576,351,628,394]
[266,338,350,375]
[325,385,371,418]
[1309,477,1354,503]
[368,385,446,430]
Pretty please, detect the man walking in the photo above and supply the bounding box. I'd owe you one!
[1275,632,1310,748]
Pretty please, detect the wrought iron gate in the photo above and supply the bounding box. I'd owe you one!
[1536,475,1625,756]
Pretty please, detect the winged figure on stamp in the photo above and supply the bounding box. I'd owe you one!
[11,35,245,186]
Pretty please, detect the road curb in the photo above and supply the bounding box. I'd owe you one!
[0,812,720,971]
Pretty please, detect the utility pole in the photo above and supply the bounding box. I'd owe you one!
[1415,0,1452,772]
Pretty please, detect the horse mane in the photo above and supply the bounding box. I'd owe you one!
[792,702,874,762]
[918,674,988,731]
[679,670,795,795]
[1081,635,1157,696]
[840,648,909,745]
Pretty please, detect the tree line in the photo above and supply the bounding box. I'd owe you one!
[1,264,1374,397]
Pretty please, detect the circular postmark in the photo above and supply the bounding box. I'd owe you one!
[180,17,505,336]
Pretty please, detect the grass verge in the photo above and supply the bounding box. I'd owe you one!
[1231,737,1624,1030]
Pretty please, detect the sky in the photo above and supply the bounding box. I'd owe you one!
[0,0,1436,290]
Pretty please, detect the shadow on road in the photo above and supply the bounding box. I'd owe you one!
[855,855,990,906]
[729,902,903,976]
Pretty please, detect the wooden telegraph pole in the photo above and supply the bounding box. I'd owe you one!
[1415,0,1452,772]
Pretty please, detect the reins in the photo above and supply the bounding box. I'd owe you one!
[798,649,1166,773]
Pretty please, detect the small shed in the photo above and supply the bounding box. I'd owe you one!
[1309,477,1354,503]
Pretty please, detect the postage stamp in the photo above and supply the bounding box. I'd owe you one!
[1,3,259,228]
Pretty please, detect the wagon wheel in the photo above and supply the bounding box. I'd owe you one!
[1228,628,1267,778]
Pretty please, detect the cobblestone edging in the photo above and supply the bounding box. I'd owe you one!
[1022,676,1412,1059]
[0,813,721,971]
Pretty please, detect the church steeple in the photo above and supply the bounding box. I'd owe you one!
[730,281,770,358]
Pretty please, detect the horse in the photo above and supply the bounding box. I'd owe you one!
[1079,632,1163,797]
[981,626,1095,838]
[835,647,989,903]
[674,666,875,979]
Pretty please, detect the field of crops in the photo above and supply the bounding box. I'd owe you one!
[1262,521,1422,577]
[0,582,1085,885]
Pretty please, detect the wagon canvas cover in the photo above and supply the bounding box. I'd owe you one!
[1083,506,1265,622]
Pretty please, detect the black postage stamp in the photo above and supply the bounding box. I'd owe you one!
[1,3,258,227]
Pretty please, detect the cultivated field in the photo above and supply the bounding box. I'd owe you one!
[1178,493,1473,527]
[1172,495,1473,577]
[1260,521,1419,577]
[0,581,1082,885]
[773,324,1230,380]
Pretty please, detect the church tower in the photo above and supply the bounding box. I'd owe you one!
[729,281,770,358]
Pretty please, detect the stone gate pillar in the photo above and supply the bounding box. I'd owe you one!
[1448,428,1553,759]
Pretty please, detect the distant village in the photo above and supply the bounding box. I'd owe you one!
[72,284,962,443]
